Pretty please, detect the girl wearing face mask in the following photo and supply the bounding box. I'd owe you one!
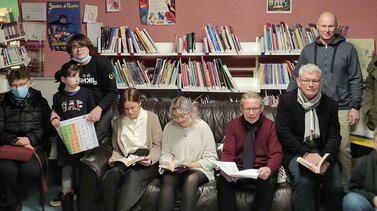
[158,96,218,211]
[49,34,118,210]
[0,68,51,211]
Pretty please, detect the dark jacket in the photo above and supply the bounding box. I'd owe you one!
[348,151,377,204]
[287,35,363,109]
[275,90,341,166]
[0,88,52,154]
[363,56,377,130]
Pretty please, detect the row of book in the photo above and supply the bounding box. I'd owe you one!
[261,22,318,53]
[172,32,196,53]
[99,26,159,54]
[0,21,25,42]
[180,57,237,90]
[259,60,296,87]
[111,59,150,88]
[260,22,349,53]
[203,24,242,53]
[111,57,239,91]
[0,45,29,68]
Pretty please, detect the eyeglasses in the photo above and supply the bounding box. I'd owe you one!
[171,112,189,120]
[242,107,261,113]
[71,45,87,51]
[299,78,321,85]
[11,79,30,89]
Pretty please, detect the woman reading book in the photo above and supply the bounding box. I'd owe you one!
[101,88,162,211]
[158,96,218,211]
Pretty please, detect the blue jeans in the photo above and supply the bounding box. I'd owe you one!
[288,157,343,211]
[343,192,375,211]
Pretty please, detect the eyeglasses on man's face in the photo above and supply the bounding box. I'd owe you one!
[11,79,30,89]
[242,107,261,113]
[299,78,321,85]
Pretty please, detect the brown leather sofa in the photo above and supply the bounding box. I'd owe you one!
[81,101,292,211]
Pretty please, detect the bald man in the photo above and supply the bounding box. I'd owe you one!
[287,12,363,192]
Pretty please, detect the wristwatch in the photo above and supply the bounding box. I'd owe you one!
[352,105,361,110]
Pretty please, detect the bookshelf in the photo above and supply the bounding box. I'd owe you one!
[0,20,30,71]
[101,41,261,95]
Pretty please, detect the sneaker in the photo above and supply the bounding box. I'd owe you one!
[49,192,63,207]
[49,191,78,207]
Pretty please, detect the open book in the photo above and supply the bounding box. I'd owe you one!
[113,154,147,167]
[159,160,189,172]
[296,153,330,174]
[210,160,259,179]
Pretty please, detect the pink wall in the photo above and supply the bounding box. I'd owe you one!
[18,0,377,77]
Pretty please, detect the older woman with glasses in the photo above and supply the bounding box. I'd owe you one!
[158,96,218,211]
[101,88,162,211]
[0,68,51,211]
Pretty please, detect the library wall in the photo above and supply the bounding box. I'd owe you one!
[17,0,377,77]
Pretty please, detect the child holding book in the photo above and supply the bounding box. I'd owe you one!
[51,62,96,211]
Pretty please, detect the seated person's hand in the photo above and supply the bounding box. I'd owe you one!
[138,156,152,166]
[303,152,322,165]
[15,137,31,147]
[24,144,34,150]
[257,166,272,180]
[319,161,330,175]
[108,156,115,166]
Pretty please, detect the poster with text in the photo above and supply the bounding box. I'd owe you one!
[139,0,176,25]
[47,1,81,51]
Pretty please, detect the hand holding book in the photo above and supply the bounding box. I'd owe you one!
[159,159,189,172]
[296,153,330,174]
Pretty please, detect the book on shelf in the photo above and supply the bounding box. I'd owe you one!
[159,160,189,172]
[203,24,241,53]
[296,153,330,174]
[99,26,158,54]
[113,154,148,167]
[210,160,259,179]
[261,22,326,53]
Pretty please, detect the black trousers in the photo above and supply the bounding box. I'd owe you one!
[102,162,158,211]
[0,156,41,207]
[216,172,278,211]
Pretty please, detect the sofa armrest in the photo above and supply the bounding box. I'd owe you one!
[80,144,113,179]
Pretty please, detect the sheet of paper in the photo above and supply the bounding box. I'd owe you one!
[21,3,46,21]
[87,22,103,47]
[83,4,98,23]
[56,114,98,154]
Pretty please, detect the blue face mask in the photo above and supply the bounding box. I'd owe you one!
[72,55,91,64]
[11,84,29,99]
